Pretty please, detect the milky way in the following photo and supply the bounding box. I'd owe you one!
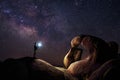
[0,0,120,66]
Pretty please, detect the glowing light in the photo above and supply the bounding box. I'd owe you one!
[36,42,43,48]
[33,41,43,58]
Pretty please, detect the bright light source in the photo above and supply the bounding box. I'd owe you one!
[33,41,43,58]
[36,42,42,48]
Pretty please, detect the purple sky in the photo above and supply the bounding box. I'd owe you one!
[0,0,120,66]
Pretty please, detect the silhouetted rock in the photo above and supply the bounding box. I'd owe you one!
[88,59,120,80]
[1,57,33,80]
[1,57,73,80]
[64,34,120,80]
[0,35,120,80]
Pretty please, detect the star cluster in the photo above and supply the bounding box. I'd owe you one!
[0,0,120,66]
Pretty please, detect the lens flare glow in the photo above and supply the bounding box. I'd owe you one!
[36,42,42,48]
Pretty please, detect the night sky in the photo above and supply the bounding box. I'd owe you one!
[0,0,120,66]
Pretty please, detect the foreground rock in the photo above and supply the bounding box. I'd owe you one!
[0,34,120,80]
[0,57,77,80]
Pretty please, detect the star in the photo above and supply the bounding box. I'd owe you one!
[0,0,120,66]
[3,9,11,14]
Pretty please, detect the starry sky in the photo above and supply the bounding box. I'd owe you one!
[0,0,120,66]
